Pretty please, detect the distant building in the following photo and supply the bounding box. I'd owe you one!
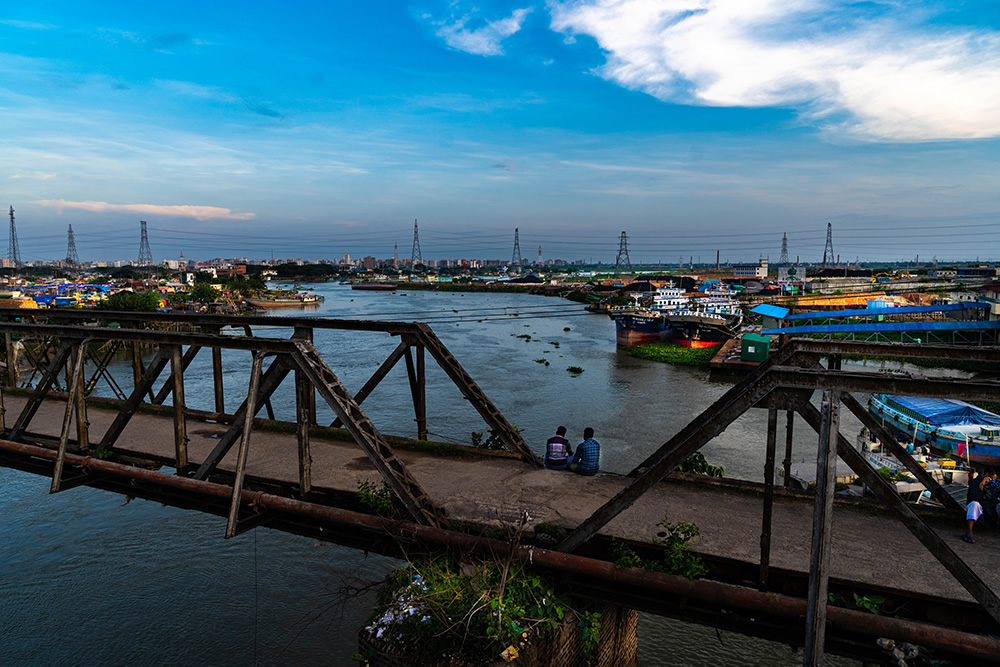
[733,258,769,279]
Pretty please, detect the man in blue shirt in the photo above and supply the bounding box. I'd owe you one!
[568,427,600,476]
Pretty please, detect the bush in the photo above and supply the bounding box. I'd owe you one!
[105,291,161,312]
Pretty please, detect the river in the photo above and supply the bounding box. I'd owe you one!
[1,283,868,665]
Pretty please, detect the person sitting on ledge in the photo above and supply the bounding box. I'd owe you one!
[544,425,573,470]
[568,427,600,476]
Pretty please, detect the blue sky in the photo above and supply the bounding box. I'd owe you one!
[2,1,999,264]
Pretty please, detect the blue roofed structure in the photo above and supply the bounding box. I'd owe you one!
[750,304,790,319]
[886,395,1000,427]
[759,300,999,345]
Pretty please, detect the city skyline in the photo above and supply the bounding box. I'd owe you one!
[2,1,999,264]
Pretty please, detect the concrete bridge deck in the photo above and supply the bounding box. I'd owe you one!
[7,394,993,606]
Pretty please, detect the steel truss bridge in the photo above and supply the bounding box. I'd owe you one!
[1,307,999,665]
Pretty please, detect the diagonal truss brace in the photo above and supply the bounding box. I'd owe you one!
[291,340,446,527]
[795,400,1000,626]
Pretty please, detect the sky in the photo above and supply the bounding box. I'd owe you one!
[2,0,999,265]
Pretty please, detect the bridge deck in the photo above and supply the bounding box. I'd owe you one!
[7,394,994,605]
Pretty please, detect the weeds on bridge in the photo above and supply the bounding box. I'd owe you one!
[360,511,600,664]
[611,512,707,580]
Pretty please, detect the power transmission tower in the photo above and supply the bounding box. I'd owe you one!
[8,205,21,270]
[410,219,422,269]
[822,222,834,268]
[613,231,631,277]
[65,224,79,265]
[779,233,789,264]
[137,220,153,266]
[510,228,522,271]
[537,245,542,266]
[393,243,398,269]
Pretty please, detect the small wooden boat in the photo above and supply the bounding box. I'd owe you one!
[244,291,324,308]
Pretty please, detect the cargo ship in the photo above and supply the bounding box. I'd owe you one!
[868,394,1000,466]
[610,285,743,347]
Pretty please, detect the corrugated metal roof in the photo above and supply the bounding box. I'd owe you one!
[785,302,987,320]
[750,304,789,319]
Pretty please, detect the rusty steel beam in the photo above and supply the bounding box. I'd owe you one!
[50,340,89,493]
[803,391,839,666]
[410,323,538,464]
[840,391,962,511]
[3,437,1000,662]
[759,407,777,592]
[98,349,170,453]
[787,338,1000,362]
[152,344,201,405]
[225,352,264,539]
[9,340,74,442]
[330,340,409,429]
[768,366,1000,401]
[795,401,1000,627]
[193,355,291,481]
[290,340,446,527]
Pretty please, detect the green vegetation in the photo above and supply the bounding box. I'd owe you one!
[566,366,584,375]
[367,556,578,664]
[875,466,911,483]
[677,451,725,477]
[829,592,886,615]
[357,479,398,517]
[104,290,161,312]
[534,358,550,366]
[471,425,520,450]
[625,343,717,367]
[610,513,707,579]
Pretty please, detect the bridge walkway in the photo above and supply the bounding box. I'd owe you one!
[8,394,994,606]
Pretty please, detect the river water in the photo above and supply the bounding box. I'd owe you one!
[1,284,869,665]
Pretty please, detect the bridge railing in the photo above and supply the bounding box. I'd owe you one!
[0,313,539,537]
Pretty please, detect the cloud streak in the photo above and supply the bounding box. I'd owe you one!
[549,0,1000,141]
[34,200,255,221]
[437,7,532,56]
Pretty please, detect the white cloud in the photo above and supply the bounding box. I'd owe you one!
[549,0,1000,141]
[437,7,533,56]
[34,200,255,221]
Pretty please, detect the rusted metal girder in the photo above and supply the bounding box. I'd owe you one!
[290,340,447,527]
[0,315,537,464]
[3,437,1000,663]
[795,401,1000,627]
[767,366,1000,402]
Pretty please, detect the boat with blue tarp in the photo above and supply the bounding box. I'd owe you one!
[868,394,1000,466]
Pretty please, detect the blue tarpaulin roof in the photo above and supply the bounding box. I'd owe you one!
[888,395,1000,427]
[785,302,987,320]
[761,320,1000,335]
[750,304,790,319]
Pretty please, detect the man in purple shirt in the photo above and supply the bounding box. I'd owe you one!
[544,425,573,470]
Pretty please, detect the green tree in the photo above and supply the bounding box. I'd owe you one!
[189,284,218,302]
[105,291,161,312]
